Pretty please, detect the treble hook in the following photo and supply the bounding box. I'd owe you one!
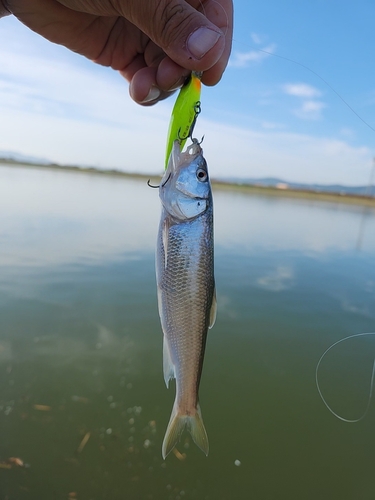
[177,100,202,142]
[192,135,205,145]
[147,173,171,189]
[147,179,159,188]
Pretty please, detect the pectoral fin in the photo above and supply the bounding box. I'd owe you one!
[209,288,217,329]
[162,219,169,269]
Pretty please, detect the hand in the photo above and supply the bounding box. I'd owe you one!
[2,0,233,105]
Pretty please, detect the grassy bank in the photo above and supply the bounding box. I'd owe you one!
[212,180,375,207]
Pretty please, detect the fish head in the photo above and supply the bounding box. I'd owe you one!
[159,140,211,221]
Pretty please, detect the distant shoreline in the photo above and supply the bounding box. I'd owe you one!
[1,158,375,208]
[213,181,375,207]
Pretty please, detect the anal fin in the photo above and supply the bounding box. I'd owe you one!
[163,337,175,388]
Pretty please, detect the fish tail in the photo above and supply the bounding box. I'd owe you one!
[162,402,209,459]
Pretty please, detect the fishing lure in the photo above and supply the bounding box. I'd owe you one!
[165,71,202,169]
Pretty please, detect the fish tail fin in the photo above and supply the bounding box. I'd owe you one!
[162,402,209,459]
[189,403,209,456]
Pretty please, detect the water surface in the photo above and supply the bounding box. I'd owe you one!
[1,165,375,500]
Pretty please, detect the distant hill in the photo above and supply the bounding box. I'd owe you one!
[0,150,52,165]
[218,176,375,197]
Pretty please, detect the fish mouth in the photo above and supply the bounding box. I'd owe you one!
[177,141,203,170]
[172,193,208,220]
[177,185,208,200]
[177,193,207,207]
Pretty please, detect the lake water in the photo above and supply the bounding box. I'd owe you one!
[1,164,375,500]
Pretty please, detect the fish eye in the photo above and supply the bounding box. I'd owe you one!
[196,168,208,182]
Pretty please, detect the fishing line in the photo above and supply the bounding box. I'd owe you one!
[252,47,375,134]
[199,0,375,134]
[316,332,375,422]
[230,37,375,134]
[197,3,375,420]
[197,1,374,133]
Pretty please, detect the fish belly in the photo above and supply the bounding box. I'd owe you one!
[156,208,214,458]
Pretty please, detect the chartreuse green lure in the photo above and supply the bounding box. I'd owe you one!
[165,72,202,169]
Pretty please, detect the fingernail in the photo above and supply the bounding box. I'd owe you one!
[168,74,189,92]
[141,86,161,103]
[187,27,222,60]
[168,82,183,92]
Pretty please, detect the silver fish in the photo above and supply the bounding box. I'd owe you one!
[156,139,216,459]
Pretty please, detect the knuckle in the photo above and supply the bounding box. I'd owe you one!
[0,0,11,16]
[156,1,195,48]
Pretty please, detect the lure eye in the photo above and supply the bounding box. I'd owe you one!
[196,168,208,182]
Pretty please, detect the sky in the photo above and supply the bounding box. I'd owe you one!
[0,0,374,186]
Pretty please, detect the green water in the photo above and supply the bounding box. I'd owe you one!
[1,165,375,499]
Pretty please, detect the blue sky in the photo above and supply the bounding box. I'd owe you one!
[0,0,374,185]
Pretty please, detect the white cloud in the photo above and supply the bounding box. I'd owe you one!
[257,266,294,292]
[260,121,285,130]
[282,83,325,120]
[229,44,276,68]
[0,42,169,127]
[301,100,325,113]
[250,33,263,45]
[196,119,372,185]
[294,100,326,120]
[0,18,170,170]
[283,83,322,98]
[339,127,356,138]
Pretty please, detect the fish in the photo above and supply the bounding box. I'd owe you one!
[156,139,217,459]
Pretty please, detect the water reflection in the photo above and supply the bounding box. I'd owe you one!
[1,165,375,273]
[1,165,375,499]
[0,165,159,268]
[214,190,375,254]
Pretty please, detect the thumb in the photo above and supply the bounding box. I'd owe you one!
[124,0,226,72]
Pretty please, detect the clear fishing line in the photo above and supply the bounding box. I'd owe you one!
[315,332,375,423]
[250,47,375,134]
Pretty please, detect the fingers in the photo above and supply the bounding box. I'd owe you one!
[119,0,230,75]
[9,0,233,106]
[125,66,176,106]
[59,0,233,82]
[0,1,11,18]
[156,58,191,93]
[122,0,232,105]
[6,0,111,58]
[123,56,190,106]
[194,0,233,86]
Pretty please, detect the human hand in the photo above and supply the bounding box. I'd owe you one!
[2,0,233,105]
